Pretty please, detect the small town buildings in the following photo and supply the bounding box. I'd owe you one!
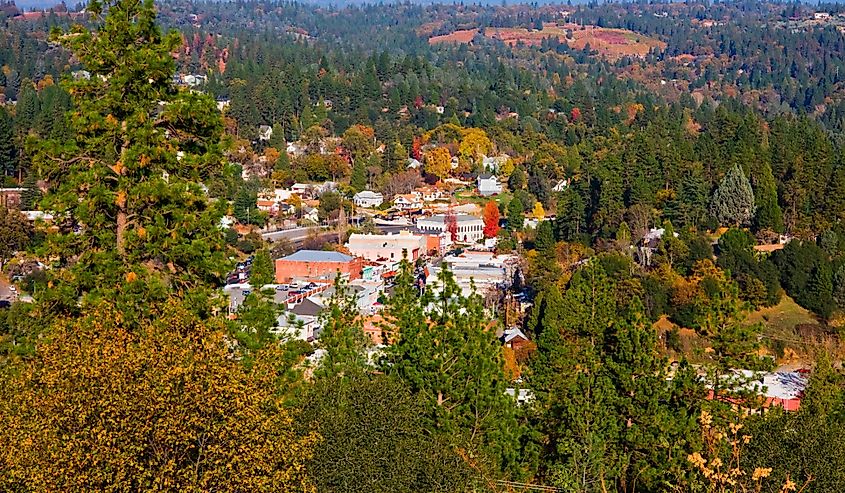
[260,188,294,203]
[256,199,278,216]
[393,193,423,211]
[416,214,484,244]
[291,182,337,199]
[814,12,831,20]
[477,173,502,196]
[346,231,427,262]
[413,186,446,202]
[436,251,517,296]
[275,250,364,283]
[353,190,384,208]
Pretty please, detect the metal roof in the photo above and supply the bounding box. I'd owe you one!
[280,250,354,263]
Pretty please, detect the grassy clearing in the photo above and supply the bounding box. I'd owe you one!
[747,295,817,340]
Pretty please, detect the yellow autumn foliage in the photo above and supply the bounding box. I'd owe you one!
[0,301,316,492]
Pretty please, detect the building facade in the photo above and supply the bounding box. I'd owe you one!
[416,214,484,244]
[353,190,384,208]
[346,231,427,262]
[275,250,364,283]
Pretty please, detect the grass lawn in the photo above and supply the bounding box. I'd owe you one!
[454,190,513,207]
[746,295,817,341]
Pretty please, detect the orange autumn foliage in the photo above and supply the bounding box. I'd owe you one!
[0,301,316,492]
[483,201,500,238]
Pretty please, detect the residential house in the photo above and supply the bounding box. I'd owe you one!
[501,328,531,351]
[393,194,423,211]
[301,205,319,223]
[416,214,484,244]
[258,125,273,141]
[256,199,278,216]
[482,155,509,173]
[413,186,446,202]
[291,183,314,198]
[260,188,294,203]
[275,250,364,283]
[353,190,384,208]
[407,158,422,169]
[552,179,569,192]
[477,173,503,196]
[346,231,427,263]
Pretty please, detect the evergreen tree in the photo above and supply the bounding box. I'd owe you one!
[507,196,525,232]
[350,159,367,192]
[33,0,228,317]
[0,107,16,177]
[753,160,784,233]
[18,172,40,210]
[316,277,370,379]
[15,80,39,135]
[709,164,755,227]
[296,374,477,493]
[383,262,522,476]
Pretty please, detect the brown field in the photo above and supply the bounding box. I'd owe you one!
[428,28,478,45]
[430,22,665,60]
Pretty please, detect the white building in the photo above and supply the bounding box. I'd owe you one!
[393,194,423,211]
[417,214,484,244]
[432,251,517,297]
[353,190,384,208]
[482,155,509,173]
[477,173,503,196]
[552,179,569,192]
[413,186,446,202]
[260,188,294,203]
[258,125,273,141]
[347,231,427,262]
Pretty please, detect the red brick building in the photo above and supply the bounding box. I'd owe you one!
[275,250,364,283]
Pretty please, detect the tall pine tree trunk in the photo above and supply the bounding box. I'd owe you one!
[117,121,129,256]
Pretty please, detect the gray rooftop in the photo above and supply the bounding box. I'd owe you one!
[280,250,354,263]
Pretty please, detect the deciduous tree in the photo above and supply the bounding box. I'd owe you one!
[483,200,500,238]
[0,301,316,492]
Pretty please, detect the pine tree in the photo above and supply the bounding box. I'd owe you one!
[382,262,522,476]
[709,164,756,227]
[752,160,784,233]
[18,173,41,210]
[15,80,39,135]
[316,277,369,379]
[350,159,367,192]
[507,196,524,232]
[0,107,16,177]
[33,0,228,316]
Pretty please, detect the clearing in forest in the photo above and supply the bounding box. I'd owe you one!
[429,22,665,60]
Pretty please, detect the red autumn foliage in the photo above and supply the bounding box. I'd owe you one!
[483,201,500,238]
